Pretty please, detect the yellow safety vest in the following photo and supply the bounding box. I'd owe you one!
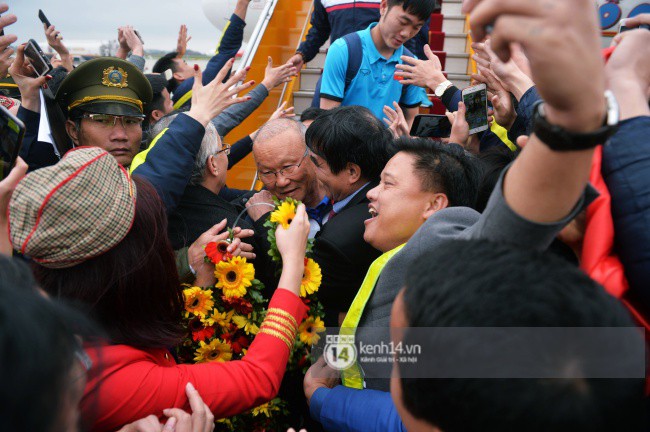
[340,243,405,389]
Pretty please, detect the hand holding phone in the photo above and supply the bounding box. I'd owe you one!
[24,39,53,77]
[461,84,489,135]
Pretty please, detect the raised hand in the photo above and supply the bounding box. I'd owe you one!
[176,24,191,58]
[383,102,410,138]
[8,44,51,112]
[261,56,298,90]
[395,44,447,89]
[187,59,255,126]
[44,24,73,71]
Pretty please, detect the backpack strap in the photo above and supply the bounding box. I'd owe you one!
[343,32,363,94]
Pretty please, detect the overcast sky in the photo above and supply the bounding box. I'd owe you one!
[9,0,233,54]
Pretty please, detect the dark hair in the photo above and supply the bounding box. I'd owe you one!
[475,146,518,212]
[394,136,482,208]
[144,73,169,123]
[0,256,101,432]
[400,239,646,432]
[306,105,392,181]
[152,52,180,93]
[387,0,436,21]
[32,176,184,349]
[300,107,326,122]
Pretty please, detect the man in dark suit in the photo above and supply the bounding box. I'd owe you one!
[305,106,392,327]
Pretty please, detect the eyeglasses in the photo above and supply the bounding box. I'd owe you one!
[82,113,145,130]
[215,143,231,156]
[258,148,309,182]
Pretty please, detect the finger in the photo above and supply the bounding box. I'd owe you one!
[469,0,542,42]
[224,95,254,107]
[445,111,455,125]
[191,63,204,93]
[489,16,546,62]
[294,203,308,224]
[185,382,207,432]
[203,219,228,238]
[283,107,295,116]
[227,237,241,253]
[0,157,28,193]
[267,56,273,68]
[392,101,404,115]
[203,402,214,432]
[277,101,287,111]
[163,416,177,431]
[399,55,418,66]
[213,58,236,87]
[162,409,192,432]
[234,228,255,239]
[471,53,491,69]
[516,134,529,149]
[423,44,435,61]
[0,13,17,31]
[186,36,192,44]
[395,63,414,72]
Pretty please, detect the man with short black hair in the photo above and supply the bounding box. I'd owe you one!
[143,74,174,142]
[319,0,435,121]
[306,105,391,326]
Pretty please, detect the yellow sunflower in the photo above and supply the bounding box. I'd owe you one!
[194,339,233,363]
[298,316,326,345]
[214,256,255,298]
[202,309,235,328]
[270,201,296,229]
[251,400,280,417]
[232,314,260,335]
[183,286,214,318]
[301,258,322,297]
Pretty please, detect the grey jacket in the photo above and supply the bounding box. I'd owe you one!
[356,170,593,391]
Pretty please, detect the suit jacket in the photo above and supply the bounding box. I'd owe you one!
[313,182,382,327]
[168,184,254,250]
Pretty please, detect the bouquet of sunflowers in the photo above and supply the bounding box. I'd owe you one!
[176,197,326,431]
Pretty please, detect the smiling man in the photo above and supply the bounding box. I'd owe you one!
[319,0,434,122]
[247,118,328,239]
[306,106,391,327]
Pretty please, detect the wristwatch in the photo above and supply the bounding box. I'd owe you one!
[434,80,454,97]
[532,90,619,151]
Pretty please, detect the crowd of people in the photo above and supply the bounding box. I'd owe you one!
[0,0,649,430]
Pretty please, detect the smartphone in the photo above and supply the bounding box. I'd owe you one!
[461,83,489,135]
[24,39,53,77]
[410,114,452,138]
[0,104,25,180]
[38,9,52,28]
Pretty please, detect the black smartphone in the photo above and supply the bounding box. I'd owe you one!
[0,104,25,180]
[38,9,51,28]
[24,39,53,77]
[410,114,452,138]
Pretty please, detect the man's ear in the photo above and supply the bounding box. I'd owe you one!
[422,193,449,220]
[172,71,185,83]
[206,155,219,177]
[150,109,164,123]
[346,162,362,184]
[379,0,388,15]
[65,119,80,145]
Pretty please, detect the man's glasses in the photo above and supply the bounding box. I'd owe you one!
[215,143,231,156]
[258,148,309,183]
[82,113,145,130]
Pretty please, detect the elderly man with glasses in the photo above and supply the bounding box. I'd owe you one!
[247,118,329,239]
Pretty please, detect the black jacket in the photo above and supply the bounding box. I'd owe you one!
[312,182,382,327]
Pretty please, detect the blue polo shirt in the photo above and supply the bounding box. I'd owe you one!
[320,23,429,120]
